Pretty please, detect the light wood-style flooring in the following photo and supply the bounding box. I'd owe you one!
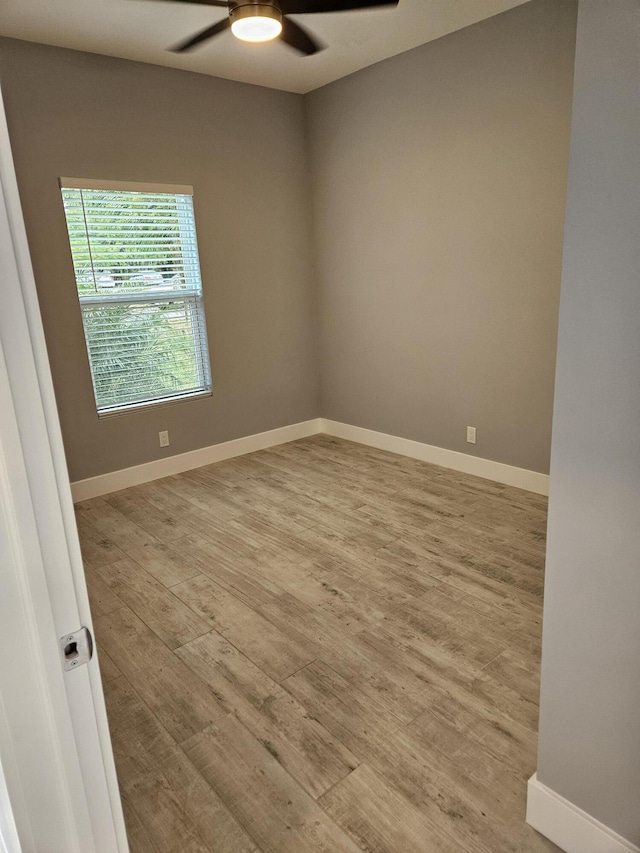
[77,435,559,853]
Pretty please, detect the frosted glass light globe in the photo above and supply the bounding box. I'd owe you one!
[231,6,283,43]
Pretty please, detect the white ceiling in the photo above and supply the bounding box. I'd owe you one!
[0,0,531,94]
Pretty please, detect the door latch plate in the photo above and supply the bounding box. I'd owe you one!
[59,626,93,671]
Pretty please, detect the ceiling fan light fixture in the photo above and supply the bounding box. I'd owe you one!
[230,4,283,43]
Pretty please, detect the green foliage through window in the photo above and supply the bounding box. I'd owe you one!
[60,182,211,414]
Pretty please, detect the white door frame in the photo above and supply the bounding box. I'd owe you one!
[0,85,127,851]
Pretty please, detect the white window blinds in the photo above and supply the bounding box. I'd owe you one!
[60,180,211,415]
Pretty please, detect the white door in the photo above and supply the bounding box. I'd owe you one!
[0,84,128,852]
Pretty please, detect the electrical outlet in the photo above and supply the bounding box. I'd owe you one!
[159,430,170,448]
[466,426,477,445]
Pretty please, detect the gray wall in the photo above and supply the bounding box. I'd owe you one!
[0,39,318,482]
[0,0,576,483]
[307,0,577,474]
[536,0,640,844]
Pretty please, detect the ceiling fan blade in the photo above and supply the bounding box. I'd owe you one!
[280,17,323,55]
[280,0,398,14]
[136,0,228,6]
[171,17,230,52]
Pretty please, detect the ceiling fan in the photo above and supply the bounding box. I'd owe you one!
[149,0,399,56]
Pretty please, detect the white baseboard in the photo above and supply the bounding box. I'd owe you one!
[527,774,639,853]
[70,419,322,502]
[319,419,549,496]
[71,417,550,501]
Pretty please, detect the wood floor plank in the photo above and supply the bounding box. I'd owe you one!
[402,705,529,809]
[174,534,288,608]
[119,794,158,853]
[380,531,493,577]
[331,548,443,602]
[75,510,129,567]
[383,593,509,668]
[104,677,256,853]
[355,621,481,697]
[254,592,434,723]
[176,629,285,712]
[515,825,563,852]
[79,434,547,852]
[190,455,263,487]
[283,660,518,853]
[104,490,194,542]
[428,518,533,561]
[215,479,297,517]
[171,574,316,681]
[428,584,542,657]
[182,713,362,853]
[282,659,406,755]
[481,648,542,707]
[183,517,262,562]
[307,512,399,551]
[159,472,243,521]
[97,558,210,650]
[222,511,315,558]
[94,607,226,743]
[283,661,486,848]
[253,451,366,512]
[294,521,397,560]
[152,475,258,528]
[353,495,466,535]
[470,668,540,734]
[84,568,125,618]
[176,631,359,798]
[96,647,122,684]
[477,552,545,596]
[117,480,236,543]
[319,763,465,853]
[394,548,543,623]
[355,622,538,743]
[388,714,531,850]
[257,562,392,636]
[123,541,203,588]
[406,696,536,791]
[76,498,158,550]
[246,494,351,535]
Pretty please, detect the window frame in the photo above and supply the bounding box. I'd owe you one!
[59,178,212,418]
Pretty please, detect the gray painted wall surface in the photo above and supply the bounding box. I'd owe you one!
[537,0,640,844]
[0,39,318,481]
[0,0,575,482]
[307,0,577,474]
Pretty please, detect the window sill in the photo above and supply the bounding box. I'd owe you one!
[97,389,212,419]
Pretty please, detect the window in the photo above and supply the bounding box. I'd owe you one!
[60,178,211,416]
